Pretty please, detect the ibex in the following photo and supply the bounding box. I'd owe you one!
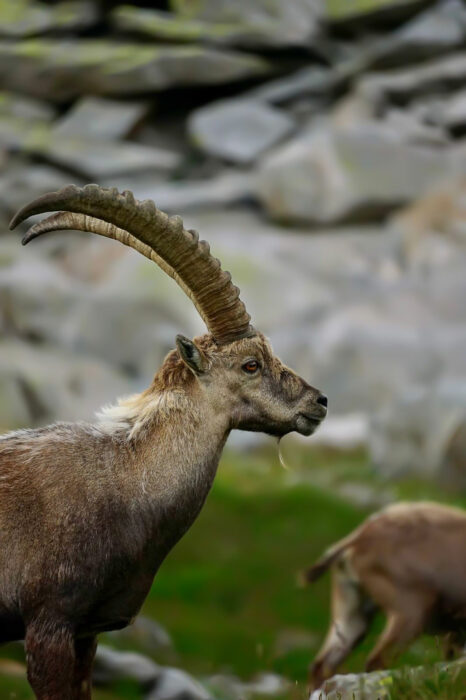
[301,502,466,690]
[1,184,327,699]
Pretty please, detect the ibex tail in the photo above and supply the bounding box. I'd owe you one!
[297,531,359,586]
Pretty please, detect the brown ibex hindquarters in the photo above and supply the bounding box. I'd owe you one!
[309,554,435,689]
[305,502,466,691]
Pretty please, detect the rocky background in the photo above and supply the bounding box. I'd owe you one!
[1,0,466,698]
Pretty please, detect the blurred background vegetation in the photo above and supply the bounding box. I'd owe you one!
[1,0,466,698]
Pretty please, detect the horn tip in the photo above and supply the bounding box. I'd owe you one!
[9,212,21,230]
[21,225,41,246]
[21,228,39,245]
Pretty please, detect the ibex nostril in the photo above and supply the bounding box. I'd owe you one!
[317,394,328,408]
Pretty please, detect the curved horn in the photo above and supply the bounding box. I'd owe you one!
[20,211,210,322]
[10,184,255,345]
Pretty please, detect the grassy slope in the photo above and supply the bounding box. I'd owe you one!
[142,448,366,685]
[141,444,466,694]
[141,444,466,697]
[1,445,465,699]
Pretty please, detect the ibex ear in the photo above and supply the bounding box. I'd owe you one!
[176,335,206,375]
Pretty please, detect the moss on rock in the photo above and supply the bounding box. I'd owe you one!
[325,0,428,21]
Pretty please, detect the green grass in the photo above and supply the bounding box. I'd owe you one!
[143,447,365,684]
[140,445,466,692]
[1,444,465,699]
[387,662,466,700]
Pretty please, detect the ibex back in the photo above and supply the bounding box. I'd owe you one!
[1,184,327,699]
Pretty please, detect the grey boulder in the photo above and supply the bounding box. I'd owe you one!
[147,668,211,700]
[310,659,466,699]
[93,645,212,700]
[357,52,466,109]
[0,163,74,219]
[53,97,150,142]
[0,118,180,179]
[366,0,466,67]
[0,90,55,121]
[309,669,391,699]
[257,119,456,224]
[0,339,133,429]
[188,99,294,164]
[0,0,97,39]
[0,40,270,101]
[100,170,256,213]
[93,645,160,687]
[111,5,311,49]
[440,89,466,132]
[325,0,430,23]
[246,66,339,105]
[0,371,31,432]
[171,0,322,48]
[370,379,466,486]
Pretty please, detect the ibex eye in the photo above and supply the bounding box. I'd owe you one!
[242,360,259,374]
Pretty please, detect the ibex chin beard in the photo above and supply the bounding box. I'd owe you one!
[296,412,325,436]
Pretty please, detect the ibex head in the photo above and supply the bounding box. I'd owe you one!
[174,333,326,437]
[10,184,327,438]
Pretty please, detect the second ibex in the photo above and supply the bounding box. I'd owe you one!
[1,184,327,699]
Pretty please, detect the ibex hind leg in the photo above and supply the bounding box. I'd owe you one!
[365,590,430,672]
[309,561,374,690]
[25,619,77,700]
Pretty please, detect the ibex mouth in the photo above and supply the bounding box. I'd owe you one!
[296,411,325,436]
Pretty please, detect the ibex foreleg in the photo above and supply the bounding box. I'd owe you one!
[25,618,77,699]
[73,636,97,700]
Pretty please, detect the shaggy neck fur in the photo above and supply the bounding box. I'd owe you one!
[95,341,231,522]
[97,341,211,440]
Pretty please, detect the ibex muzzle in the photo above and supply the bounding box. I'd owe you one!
[1,184,327,699]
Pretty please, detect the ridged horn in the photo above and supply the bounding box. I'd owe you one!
[9,184,255,345]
